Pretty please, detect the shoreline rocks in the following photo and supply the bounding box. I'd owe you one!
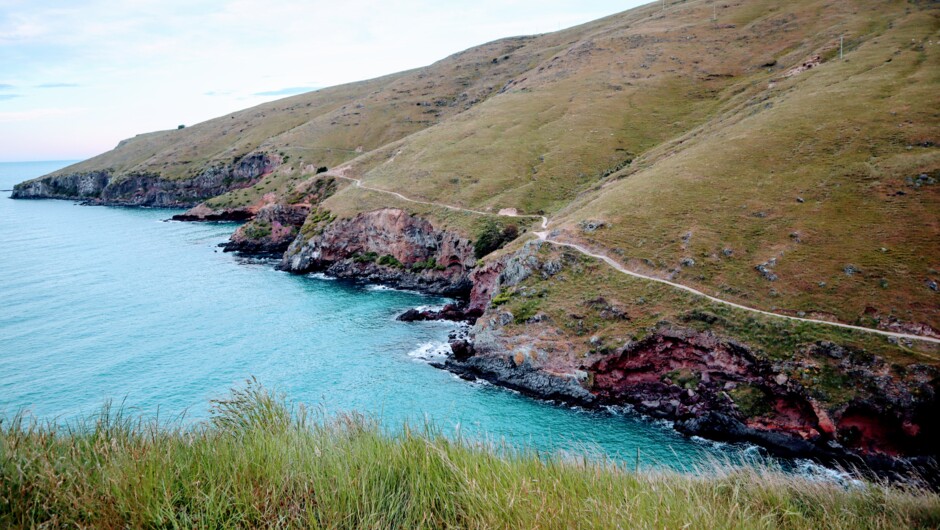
[397,303,482,323]
[437,326,940,488]
[280,208,477,297]
[11,152,278,207]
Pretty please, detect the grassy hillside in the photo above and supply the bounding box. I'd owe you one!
[2,384,938,529]
[40,34,559,185]
[550,0,940,333]
[27,0,938,338]
[314,0,939,335]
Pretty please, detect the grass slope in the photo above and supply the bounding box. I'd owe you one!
[552,0,940,332]
[2,383,938,529]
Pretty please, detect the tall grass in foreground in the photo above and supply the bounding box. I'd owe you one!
[1,383,938,529]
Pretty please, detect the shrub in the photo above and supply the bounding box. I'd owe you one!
[377,254,403,268]
[474,219,520,258]
[491,290,513,307]
[242,221,272,240]
[411,257,446,271]
[513,299,540,324]
[352,252,379,263]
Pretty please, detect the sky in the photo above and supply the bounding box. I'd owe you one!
[0,0,648,162]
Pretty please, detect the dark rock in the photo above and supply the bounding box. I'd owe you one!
[755,261,778,281]
[585,297,630,320]
[444,354,596,406]
[676,412,824,459]
[449,339,474,361]
[172,209,254,222]
[397,303,480,323]
[579,220,606,233]
[814,341,846,359]
[397,308,423,322]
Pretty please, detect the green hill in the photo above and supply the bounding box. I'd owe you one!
[12,0,940,472]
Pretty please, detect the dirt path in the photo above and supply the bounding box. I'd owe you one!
[327,170,940,345]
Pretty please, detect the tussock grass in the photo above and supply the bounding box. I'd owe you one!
[2,381,938,529]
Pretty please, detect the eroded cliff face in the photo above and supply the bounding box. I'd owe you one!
[223,203,312,255]
[12,152,278,207]
[443,240,940,480]
[281,208,476,296]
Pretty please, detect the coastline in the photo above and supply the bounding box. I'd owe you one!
[8,192,938,487]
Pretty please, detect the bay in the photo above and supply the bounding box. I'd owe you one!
[0,161,733,470]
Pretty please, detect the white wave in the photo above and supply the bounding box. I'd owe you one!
[307,272,335,281]
[407,341,451,362]
[791,459,865,488]
[367,284,421,295]
[458,376,490,387]
[414,304,445,312]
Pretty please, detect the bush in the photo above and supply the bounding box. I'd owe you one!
[411,257,446,271]
[491,290,513,307]
[513,299,540,324]
[377,254,403,268]
[352,252,379,263]
[474,219,519,258]
[241,220,272,240]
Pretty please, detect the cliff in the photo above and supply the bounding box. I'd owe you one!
[281,208,476,296]
[443,240,939,483]
[12,152,279,207]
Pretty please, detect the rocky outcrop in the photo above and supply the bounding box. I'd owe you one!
[444,353,597,405]
[170,203,255,222]
[591,330,937,458]
[222,203,312,255]
[439,241,940,485]
[12,152,278,207]
[397,303,481,323]
[446,321,939,483]
[219,176,338,255]
[281,208,476,297]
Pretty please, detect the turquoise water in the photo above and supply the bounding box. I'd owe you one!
[0,161,734,470]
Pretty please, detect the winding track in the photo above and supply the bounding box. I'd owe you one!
[330,172,940,345]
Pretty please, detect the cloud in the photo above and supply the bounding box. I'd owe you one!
[203,90,233,96]
[0,84,14,90]
[35,82,80,88]
[252,86,319,97]
[0,94,23,100]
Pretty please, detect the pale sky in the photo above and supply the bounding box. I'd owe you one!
[0,0,647,162]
